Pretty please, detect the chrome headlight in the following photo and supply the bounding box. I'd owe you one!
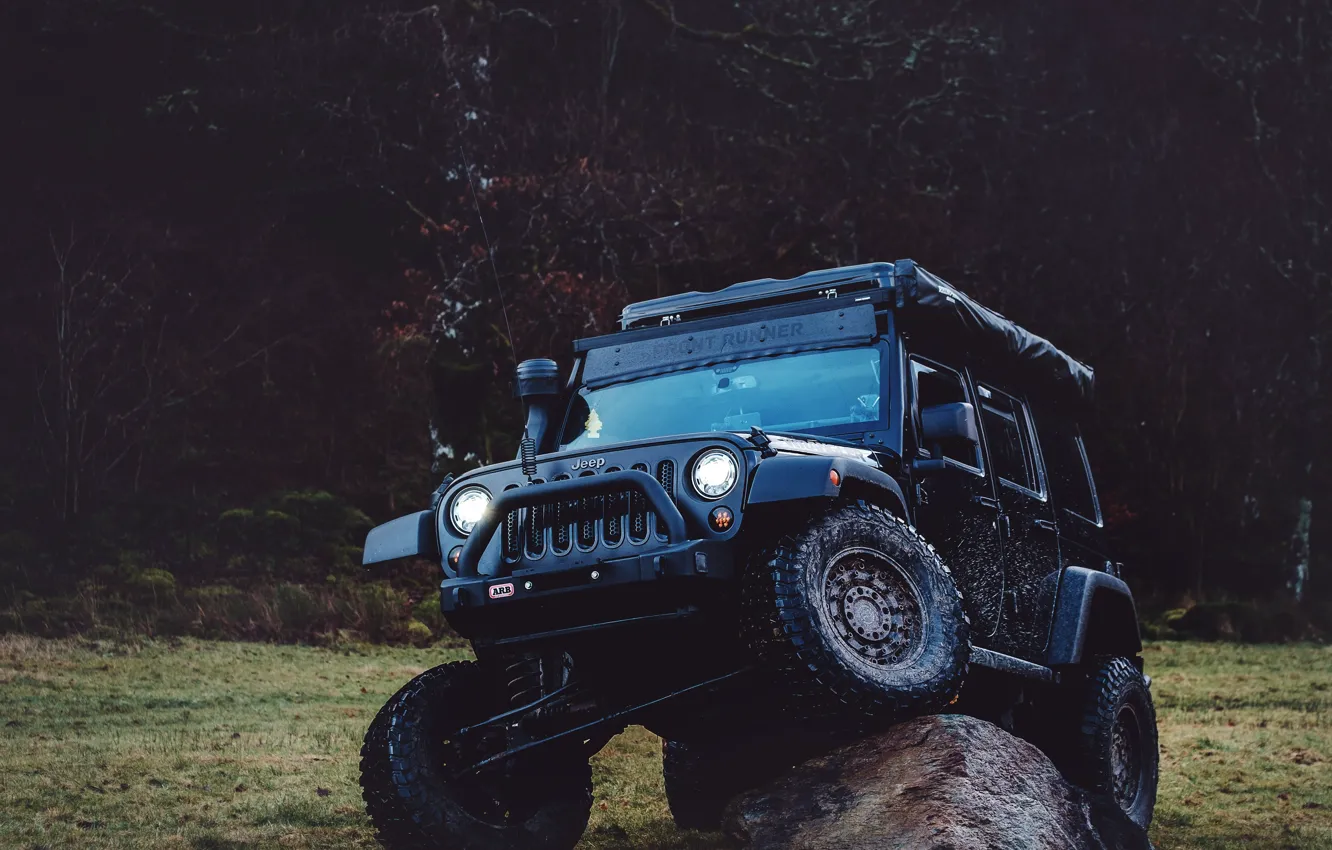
[448,486,492,535]
[691,450,738,499]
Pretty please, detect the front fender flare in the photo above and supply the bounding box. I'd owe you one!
[1046,566,1142,666]
[745,455,910,519]
[363,510,439,566]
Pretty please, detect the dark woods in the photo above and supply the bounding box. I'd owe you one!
[2,1,1329,640]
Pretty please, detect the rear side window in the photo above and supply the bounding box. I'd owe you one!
[977,385,1042,496]
[1042,425,1101,524]
[910,358,982,471]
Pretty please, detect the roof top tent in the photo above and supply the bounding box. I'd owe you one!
[613,260,1094,408]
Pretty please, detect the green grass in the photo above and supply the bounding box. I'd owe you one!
[0,637,1327,849]
[1146,642,1332,849]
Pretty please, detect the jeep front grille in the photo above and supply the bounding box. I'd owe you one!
[603,467,624,545]
[577,471,598,550]
[524,478,545,557]
[502,484,521,560]
[656,460,675,538]
[499,463,679,564]
[551,474,572,554]
[629,463,650,542]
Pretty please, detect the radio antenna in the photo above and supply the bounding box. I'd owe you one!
[458,140,536,477]
[458,143,518,368]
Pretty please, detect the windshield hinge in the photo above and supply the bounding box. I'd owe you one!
[429,474,456,509]
[747,426,778,458]
[659,314,682,326]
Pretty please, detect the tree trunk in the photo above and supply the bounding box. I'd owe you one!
[1291,491,1312,602]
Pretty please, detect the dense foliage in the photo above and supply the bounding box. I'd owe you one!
[2,0,1329,633]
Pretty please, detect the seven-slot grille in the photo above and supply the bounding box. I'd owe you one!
[501,460,676,561]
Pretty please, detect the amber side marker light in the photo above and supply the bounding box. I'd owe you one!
[448,546,463,569]
[709,506,734,532]
[829,469,841,486]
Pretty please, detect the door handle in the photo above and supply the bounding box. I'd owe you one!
[1033,518,1057,532]
[972,495,1001,511]
[999,514,1012,539]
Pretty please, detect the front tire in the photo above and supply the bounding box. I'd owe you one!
[741,502,970,725]
[360,661,592,850]
[1061,657,1159,829]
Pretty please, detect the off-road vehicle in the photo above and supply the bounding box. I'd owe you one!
[359,260,1158,848]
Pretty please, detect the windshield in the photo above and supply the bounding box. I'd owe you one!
[561,346,884,449]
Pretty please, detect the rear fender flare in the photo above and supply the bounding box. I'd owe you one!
[1046,566,1142,667]
[745,455,910,520]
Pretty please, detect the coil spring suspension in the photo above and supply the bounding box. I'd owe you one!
[505,655,544,708]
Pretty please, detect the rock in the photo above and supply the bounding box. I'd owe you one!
[722,714,1151,850]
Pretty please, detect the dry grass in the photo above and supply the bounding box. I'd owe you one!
[0,637,1327,849]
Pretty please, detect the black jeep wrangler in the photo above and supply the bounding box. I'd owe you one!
[359,261,1158,849]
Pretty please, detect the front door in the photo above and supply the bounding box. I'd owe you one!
[974,382,1061,661]
[908,357,1005,638]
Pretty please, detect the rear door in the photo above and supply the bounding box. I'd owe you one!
[1038,419,1110,570]
[974,383,1061,660]
[908,357,1005,638]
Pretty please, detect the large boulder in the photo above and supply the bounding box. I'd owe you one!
[722,714,1151,850]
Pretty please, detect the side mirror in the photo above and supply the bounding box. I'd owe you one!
[914,402,980,476]
[921,401,979,445]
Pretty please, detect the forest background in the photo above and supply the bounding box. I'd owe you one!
[3,0,1329,644]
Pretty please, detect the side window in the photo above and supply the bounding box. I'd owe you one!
[977,385,1043,496]
[1042,425,1101,524]
[910,358,982,471]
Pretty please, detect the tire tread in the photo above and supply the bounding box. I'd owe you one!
[740,501,970,725]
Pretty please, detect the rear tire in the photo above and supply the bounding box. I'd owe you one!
[360,661,592,850]
[661,739,734,831]
[661,734,796,830]
[1059,656,1159,829]
[741,502,969,725]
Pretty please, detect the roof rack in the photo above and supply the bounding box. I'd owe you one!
[618,261,913,330]
[609,259,1095,406]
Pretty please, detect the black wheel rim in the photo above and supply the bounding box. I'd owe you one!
[1111,703,1143,811]
[435,727,545,826]
[821,547,926,669]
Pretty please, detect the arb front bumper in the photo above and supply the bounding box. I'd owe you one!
[389,435,761,622]
[441,468,736,613]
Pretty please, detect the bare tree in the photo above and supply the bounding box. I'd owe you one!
[38,227,156,521]
[34,222,282,523]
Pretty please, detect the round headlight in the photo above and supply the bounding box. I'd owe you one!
[448,486,492,535]
[692,450,738,500]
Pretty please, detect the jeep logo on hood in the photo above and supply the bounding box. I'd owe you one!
[570,457,606,471]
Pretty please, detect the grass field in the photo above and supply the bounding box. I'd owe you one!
[1,637,1328,849]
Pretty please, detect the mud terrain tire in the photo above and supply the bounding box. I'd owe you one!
[360,661,592,850]
[661,734,798,830]
[742,502,969,724]
[1059,656,1159,829]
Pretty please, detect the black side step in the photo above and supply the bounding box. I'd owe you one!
[970,647,1056,682]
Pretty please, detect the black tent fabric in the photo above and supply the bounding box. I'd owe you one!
[906,264,1095,406]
